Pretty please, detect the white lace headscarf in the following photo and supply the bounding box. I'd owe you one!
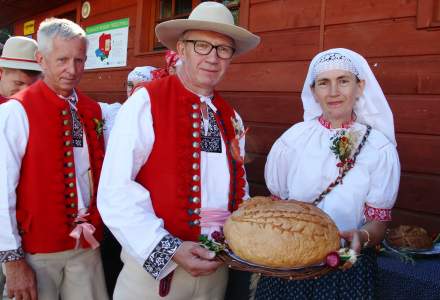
[301,48,396,145]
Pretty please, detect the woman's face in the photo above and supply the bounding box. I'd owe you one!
[312,69,365,123]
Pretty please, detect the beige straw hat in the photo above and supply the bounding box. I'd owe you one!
[155,1,260,56]
[0,36,41,71]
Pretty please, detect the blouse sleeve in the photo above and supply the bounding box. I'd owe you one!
[264,137,295,200]
[98,102,122,148]
[365,142,400,220]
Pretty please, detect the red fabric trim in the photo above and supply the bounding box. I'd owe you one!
[318,114,356,129]
[0,94,8,104]
[364,204,392,221]
[0,57,38,63]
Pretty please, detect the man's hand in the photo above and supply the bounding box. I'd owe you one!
[172,241,222,277]
[4,259,37,300]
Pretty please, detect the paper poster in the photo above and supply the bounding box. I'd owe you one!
[85,18,129,69]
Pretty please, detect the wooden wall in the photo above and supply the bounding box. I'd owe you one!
[12,0,440,231]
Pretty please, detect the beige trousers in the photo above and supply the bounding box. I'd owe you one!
[114,250,228,300]
[25,248,108,300]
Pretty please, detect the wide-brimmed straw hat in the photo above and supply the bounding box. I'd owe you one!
[155,1,260,56]
[0,36,41,71]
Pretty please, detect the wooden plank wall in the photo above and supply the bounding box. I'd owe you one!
[12,0,440,231]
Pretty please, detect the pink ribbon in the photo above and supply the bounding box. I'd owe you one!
[199,208,231,228]
[69,211,100,250]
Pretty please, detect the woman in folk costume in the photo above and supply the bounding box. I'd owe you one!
[254,48,400,299]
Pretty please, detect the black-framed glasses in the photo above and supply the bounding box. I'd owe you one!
[182,40,236,59]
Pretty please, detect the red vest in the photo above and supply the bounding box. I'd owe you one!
[13,80,105,253]
[135,75,246,241]
[0,94,7,104]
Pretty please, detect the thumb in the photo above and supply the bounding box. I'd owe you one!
[339,230,353,241]
[191,246,216,260]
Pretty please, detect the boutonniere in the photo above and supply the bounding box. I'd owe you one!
[230,116,249,163]
[199,230,226,254]
[92,118,105,138]
[326,248,358,270]
[330,130,359,171]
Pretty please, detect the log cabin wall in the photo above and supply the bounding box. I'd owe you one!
[9,0,440,231]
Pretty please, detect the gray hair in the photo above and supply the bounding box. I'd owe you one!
[37,18,88,54]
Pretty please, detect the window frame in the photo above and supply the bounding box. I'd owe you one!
[417,0,440,29]
[134,0,249,56]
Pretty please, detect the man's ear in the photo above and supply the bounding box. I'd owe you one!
[176,41,185,61]
[35,51,44,65]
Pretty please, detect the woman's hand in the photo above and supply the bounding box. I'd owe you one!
[339,230,363,254]
[340,220,389,254]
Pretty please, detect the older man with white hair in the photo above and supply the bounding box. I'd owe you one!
[98,2,260,300]
[0,18,113,300]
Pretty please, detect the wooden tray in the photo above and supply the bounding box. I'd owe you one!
[217,250,333,280]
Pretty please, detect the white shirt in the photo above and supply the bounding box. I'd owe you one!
[265,120,400,232]
[97,87,248,279]
[0,97,120,252]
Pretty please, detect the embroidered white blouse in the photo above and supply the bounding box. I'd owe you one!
[265,119,400,232]
[0,97,120,255]
[97,87,249,280]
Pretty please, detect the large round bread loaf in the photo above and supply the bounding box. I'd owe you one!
[386,225,433,250]
[223,196,340,268]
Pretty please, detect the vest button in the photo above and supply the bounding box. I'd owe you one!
[63,119,69,125]
[191,197,200,204]
[70,203,76,208]
[65,140,71,147]
[61,110,68,116]
[192,152,200,159]
[192,163,199,170]
[192,103,199,110]
[65,151,72,157]
[193,208,201,215]
[191,112,200,119]
[192,142,199,148]
[191,185,200,192]
[68,213,77,218]
[64,130,71,136]
[188,220,200,227]
[192,175,200,182]
[69,192,75,198]
[192,131,200,138]
[192,122,200,129]
[68,182,75,188]
[66,162,74,168]
[67,172,74,178]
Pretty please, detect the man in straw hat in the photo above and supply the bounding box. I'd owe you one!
[0,36,41,104]
[0,18,114,300]
[97,1,260,299]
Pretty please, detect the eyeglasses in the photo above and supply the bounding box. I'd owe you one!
[182,40,235,59]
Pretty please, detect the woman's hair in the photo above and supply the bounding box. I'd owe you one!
[37,18,88,55]
[310,74,360,88]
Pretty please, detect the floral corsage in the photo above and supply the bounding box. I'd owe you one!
[330,129,360,172]
[92,118,106,138]
[199,230,226,254]
[230,116,249,163]
[325,248,358,270]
